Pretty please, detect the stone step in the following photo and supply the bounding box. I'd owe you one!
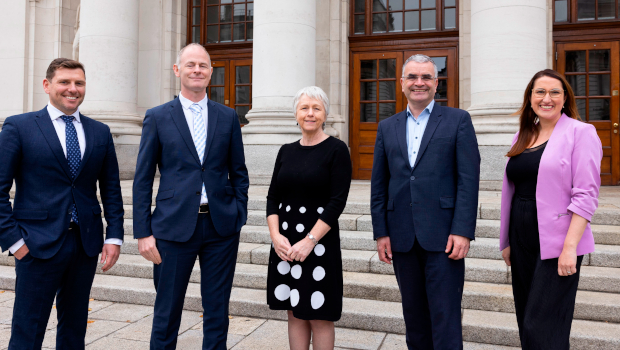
[480,203,620,226]
[0,266,617,348]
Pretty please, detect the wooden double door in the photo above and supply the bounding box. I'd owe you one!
[557,41,620,185]
[209,59,252,125]
[350,48,457,179]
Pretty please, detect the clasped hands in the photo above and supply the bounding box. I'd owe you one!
[272,233,315,263]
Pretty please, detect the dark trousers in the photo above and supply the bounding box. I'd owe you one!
[9,224,98,350]
[150,212,240,350]
[392,240,465,350]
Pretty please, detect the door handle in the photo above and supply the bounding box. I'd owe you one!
[614,123,618,128]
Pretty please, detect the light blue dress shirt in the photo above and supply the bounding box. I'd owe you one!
[406,100,435,168]
[178,92,209,204]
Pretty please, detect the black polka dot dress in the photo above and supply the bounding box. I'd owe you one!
[266,137,352,321]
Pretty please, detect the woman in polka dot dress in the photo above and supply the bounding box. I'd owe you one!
[266,86,352,350]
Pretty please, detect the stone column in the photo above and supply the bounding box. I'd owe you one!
[242,0,316,184]
[78,0,142,179]
[468,0,549,184]
[0,0,28,124]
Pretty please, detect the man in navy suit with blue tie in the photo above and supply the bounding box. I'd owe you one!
[0,58,124,349]
[371,54,480,349]
[133,43,249,349]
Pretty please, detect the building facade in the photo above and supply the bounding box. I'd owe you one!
[1,0,619,186]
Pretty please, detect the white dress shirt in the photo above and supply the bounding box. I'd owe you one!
[9,103,122,254]
[178,92,210,204]
[406,100,435,168]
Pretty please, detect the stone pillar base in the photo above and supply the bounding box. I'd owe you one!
[112,134,140,180]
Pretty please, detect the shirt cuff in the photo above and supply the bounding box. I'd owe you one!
[9,239,25,254]
[104,238,123,246]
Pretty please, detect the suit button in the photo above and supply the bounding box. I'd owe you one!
[72,184,76,188]
[410,176,415,181]
[67,209,72,214]
[196,192,200,195]
[410,203,412,207]
[202,168,205,172]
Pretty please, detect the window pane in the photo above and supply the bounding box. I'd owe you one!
[233,4,245,21]
[361,60,377,79]
[221,0,232,3]
[576,99,586,119]
[379,59,396,78]
[405,0,419,10]
[355,0,366,13]
[193,0,201,5]
[206,25,218,43]
[379,103,396,121]
[373,0,388,12]
[432,57,447,76]
[598,0,616,19]
[247,22,253,40]
[361,82,377,101]
[236,86,250,104]
[421,10,435,30]
[565,51,586,72]
[360,103,377,122]
[210,87,225,104]
[236,106,249,124]
[221,5,232,22]
[566,75,587,96]
[192,26,201,43]
[354,15,365,34]
[247,3,254,21]
[233,23,245,41]
[421,0,435,8]
[390,0,403,11]
[405,11,419,31]
[207,0,218,4]
[373,13,387,33]
[445,0,456,6]
[555,0,568,22]
[207,6,219,23]
[220,24,231,42]
[379,81,396,100]
[435,79,447,99]
[435,101,447,106]
[212,67,225,85]
[589,99,610,120]
[577,0,595,20]
[445,8,456,29]
[389,12,403,32]
[193,8,201,25]
[233,0,244,2]
[236,66,251,84]
[590,50,610,71]
[589,75,611,96]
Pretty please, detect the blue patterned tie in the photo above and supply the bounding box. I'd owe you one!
[61,115,81,223]
[189,104,207,200]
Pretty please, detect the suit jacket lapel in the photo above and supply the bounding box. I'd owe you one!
[412,104,442,171]
[170,98,201,165]
[202,100,219,165]
[394,111,411,170]
[34,107,73,179]
[74,114,94,180]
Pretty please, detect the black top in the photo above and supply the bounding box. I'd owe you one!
[506,141,548,198]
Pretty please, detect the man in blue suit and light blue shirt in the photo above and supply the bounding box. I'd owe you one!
[0,58,124,349]
[133,43,249,349]
[371,54,480,349]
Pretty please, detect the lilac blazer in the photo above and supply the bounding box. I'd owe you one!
[499,114,603,260]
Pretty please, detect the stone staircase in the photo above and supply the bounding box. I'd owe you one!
[2,182,620,349]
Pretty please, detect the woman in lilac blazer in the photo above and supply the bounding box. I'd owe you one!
[499,69,602,349]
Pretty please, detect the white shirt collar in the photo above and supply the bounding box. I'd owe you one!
[179,92,209,111]
[47,102,81,123]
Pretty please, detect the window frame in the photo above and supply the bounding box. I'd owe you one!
[554,0,620,24]
[186,0,254,48]
[350,0,459,38]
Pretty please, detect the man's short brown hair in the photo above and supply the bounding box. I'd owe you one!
[46,58,85,81]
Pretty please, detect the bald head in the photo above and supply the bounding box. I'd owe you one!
[175,43,211,67]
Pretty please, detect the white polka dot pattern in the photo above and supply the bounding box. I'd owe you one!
[274,284,290,301]
[286,205,291,212]
[290,289,300,307]
[296,224,304,233]
[279,203,282,209]
[317,207,324,214]
[61,115,81,223]
[299,206,306,213]
[314,244,325,256]
[282,222,288,230]
[291,265,302,279]
[312,266,325,281]
[311,291,325,309]
[277,261,290,275]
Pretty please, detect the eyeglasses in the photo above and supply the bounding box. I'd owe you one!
[532,89,565,98]
[403,74,436,82]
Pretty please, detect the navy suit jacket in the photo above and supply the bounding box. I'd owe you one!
[0,107,124,259]
[133,98,249,241]
[370,104,480,252]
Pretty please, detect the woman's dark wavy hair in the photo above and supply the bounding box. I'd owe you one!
[506,69,581,157]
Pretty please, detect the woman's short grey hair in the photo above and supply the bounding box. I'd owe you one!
[293,86,330,130]
[402,54,438,78]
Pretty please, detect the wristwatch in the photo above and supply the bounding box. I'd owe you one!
[307,233,318,245]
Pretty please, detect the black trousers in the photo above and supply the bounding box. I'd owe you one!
[392,240,465,350]
[150,212,240,350]
[509,196,582,350]
[10,224,98,350]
